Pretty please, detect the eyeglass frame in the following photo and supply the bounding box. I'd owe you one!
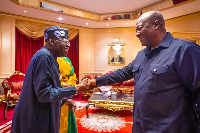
[55,38,70,47]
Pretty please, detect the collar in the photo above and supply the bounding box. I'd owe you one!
[144,32,173,56]
[158,32,173,48]
[43,46,57,60]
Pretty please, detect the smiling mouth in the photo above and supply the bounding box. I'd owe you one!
[63,48,68,56]
[64,48,68,52]
[139,37,145,42]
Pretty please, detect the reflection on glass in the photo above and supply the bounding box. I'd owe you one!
[112,45,122,51]
[108,38,125,65]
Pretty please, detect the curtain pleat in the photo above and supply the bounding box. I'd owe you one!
[15,20,49,38]
[15,19,78,40]
[15,19,79,75]
[15,27,44,74]
[68,29,79,41]
[67,34,79,82]
[15,26,79,77]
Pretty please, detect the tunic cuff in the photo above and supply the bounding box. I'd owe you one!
[60,86,76,100]
[96,76,107,86]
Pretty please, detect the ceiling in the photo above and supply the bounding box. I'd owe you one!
[48,0,163,14]
[0,0,200,28]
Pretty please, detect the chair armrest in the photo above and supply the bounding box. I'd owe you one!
[2,79,11,90]
[2,79,11,99]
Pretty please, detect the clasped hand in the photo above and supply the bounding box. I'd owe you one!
[61,78,97,93]
[75,78,96,92]
[65,99,76,113]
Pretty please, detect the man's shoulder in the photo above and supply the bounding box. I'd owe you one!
[173,38,200,49]
[35,47,50,55]
[32,47,52,59]
[29,47,53,64]
[137,48,146,56]
[173,38,190,43]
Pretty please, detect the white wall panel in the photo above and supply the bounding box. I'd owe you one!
[0,18,15,94]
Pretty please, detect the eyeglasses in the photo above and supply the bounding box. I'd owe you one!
[56,38,70,46]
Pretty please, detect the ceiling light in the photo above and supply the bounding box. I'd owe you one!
[58,17,63,20]
[24,11,27,12]
[86,23,88,25]
[107,24,108,26]
[126,23,128,25]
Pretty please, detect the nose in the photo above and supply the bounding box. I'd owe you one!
[136,32,140,37]
[66,42,70,47]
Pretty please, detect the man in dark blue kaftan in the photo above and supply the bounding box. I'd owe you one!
[88,11,200,133]
[11,26,88,133]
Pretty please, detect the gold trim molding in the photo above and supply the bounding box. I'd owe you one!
[171,32,200,44]
[88,100,134,112]
[12,0,100,21]
[166,11,200,24]
[0,13,86,29]
[10,0,198,22]
[0,10,200,30]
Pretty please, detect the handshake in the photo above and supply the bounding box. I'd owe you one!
[75,78,97,92]
[62,78,97,92]
[62,78,97,112]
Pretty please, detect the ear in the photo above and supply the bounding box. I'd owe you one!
[154,20,160,30]
[49,39,54,46]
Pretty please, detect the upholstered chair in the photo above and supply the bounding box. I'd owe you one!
[1,71,25,119]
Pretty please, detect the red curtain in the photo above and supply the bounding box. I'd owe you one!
[172,0,188,5]
[15,28,79,80]
[67,34,79,82]
[15,28,44,74]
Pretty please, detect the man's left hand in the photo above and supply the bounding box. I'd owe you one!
[65,99,76,113]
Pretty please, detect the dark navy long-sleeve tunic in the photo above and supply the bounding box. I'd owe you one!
[11,47,76,133]
[96,33,200,133]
